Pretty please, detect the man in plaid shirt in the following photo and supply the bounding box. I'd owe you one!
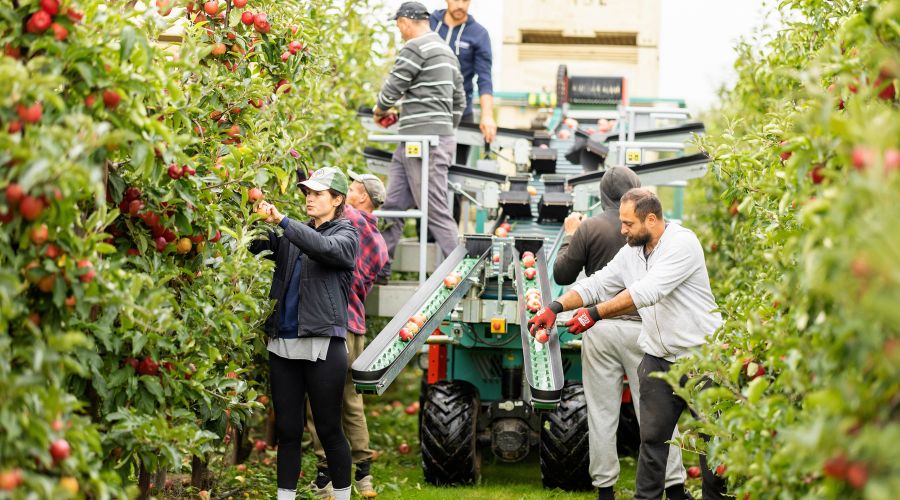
[307,171,388,499]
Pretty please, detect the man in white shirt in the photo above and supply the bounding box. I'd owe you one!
[528,188,728,499]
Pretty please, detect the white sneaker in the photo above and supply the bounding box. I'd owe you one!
[355,475,377,498]
[308,480,334,500]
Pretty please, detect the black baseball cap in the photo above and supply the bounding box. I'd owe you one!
[392,2,429,20]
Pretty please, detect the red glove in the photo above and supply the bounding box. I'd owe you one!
[528,301,563,335]
[564,307,602,335]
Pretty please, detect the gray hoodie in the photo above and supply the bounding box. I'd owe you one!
[553,166,641,286]
[571,222,723,360]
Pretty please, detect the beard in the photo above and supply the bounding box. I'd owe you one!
[625,229,651,247]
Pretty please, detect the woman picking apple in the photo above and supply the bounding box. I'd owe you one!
[249,167,359,500]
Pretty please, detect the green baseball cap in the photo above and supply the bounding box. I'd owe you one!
[299,167,349,195]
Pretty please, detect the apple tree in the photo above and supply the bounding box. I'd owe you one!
[667,1,899,498]
[1,0,384,497]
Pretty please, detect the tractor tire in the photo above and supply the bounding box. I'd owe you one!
[421,380,481,485]
[540,381,592,491]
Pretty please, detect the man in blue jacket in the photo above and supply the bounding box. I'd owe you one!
[429,0,496,163]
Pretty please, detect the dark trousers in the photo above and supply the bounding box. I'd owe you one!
[269,338,351,490]
[636,354,729,500]
[455,112,475,165]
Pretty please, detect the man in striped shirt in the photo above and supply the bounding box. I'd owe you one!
[373,1,466,281]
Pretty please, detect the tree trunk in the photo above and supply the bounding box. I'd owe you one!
[231,424,253,465]
[191,454,210,490]
[137,461,152,500]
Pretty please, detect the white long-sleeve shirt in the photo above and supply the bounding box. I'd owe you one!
[571,223,722,360]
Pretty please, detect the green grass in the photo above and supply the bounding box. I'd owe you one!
[347,366,638,500]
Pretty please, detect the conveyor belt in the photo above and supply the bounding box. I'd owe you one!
[352,241,491,395]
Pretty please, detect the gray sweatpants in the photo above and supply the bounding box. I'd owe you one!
[381,135,460,261]
[582,318,686,489]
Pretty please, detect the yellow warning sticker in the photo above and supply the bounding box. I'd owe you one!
[405,141,422,158]
[626,149,641,164]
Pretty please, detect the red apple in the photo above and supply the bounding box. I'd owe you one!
[778,141,791,161]
[874,75,896,101]
[16,102,42,123]
[139,356,159,376]
[823,453,848,479]
[288,41,303,54]
[45,243,60,259]
[492,254,500,263]
[845,462,868,489]
[404,322,420,335]
[5,183,24,208]
[409,313,427,328]
[884,149,900,173]
[275,78,290,93]
[254,440,267,452]
[281,51,291,61]
[397,443,410,454]
[521,251,534,259]
[534,329,549,343]
[851,146,874,171]
[494,226,508,237]
[19,196,44,221]
[167,164,183,180]
[50,438,70,463]
[233,0,247,7]
[404,404,417,415]
[524,268,537,280]
[51,22,68,41]
[155,236,168,252]
[522,255,536,268]
[240,11,255,25]
[211,43,227,56]
[558,129,571,140]
[40,0,60,15]
[526,301,541,313]
[203,1,219,15]
[27,11,52,32]
[0,468,23,491]
[687,466,701,479]
[210,230,222,243]
[398,328,414,342]
[128,199,144,216]
[124,187,142,201]
[248,187,264,202]
[30,224,49,245]
[102,89,121,109]
[500,222,511,232]
[254,12,270,33]
[810,164,825,184]
[715,464,726,476]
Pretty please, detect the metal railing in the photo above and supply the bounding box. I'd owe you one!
[369,134,439,286]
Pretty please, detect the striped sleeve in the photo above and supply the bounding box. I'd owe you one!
[451,56,466,127]
[377,46,423,110]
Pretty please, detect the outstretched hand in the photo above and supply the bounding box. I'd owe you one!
[255,201,284,224]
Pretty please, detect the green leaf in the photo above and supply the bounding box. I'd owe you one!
[746,376,770,405]
[96,243,118,254]
[120,27,137,62]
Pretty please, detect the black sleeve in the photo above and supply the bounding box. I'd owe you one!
[553,228,588,286]
[248,229,280,261]
[280,219,359,270]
